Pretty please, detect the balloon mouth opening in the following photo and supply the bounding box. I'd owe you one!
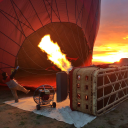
[13,22,90,88]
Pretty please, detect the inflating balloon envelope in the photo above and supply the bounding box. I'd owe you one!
[0,0,101,100]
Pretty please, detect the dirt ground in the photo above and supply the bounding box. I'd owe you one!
[0,85,128,128]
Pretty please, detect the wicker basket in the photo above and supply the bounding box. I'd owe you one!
[69,66,128,116]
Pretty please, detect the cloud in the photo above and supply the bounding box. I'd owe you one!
[123,35,128,39]
[95,0,128,47]
[92,44,128,63]
[93,50,118,55]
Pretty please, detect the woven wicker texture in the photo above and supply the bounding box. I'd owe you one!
[71,66,128,116]
[72,67,98,114]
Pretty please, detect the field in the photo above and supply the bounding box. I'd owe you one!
[1,85,128,128]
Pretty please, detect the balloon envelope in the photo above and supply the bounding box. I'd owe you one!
[0,0,101,88]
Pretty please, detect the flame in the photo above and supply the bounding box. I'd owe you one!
[38,35,72,73]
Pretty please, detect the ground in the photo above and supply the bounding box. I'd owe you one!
[0,85,128,128]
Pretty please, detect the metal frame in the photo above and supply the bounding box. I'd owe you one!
[93,66,128,115]
[71,65,128,116]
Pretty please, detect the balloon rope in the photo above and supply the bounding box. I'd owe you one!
[19,68,56,75]
[75,0,85,66]
[9,0,48,69]
[19,66,57,72]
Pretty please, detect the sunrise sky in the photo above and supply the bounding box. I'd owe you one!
[92,0,128,64]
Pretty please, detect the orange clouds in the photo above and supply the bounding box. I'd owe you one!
[92,45,128,64]
[93,1,128,65]
[123,35,128,40]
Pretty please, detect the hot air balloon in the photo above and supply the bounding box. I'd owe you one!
[0,0,101,88]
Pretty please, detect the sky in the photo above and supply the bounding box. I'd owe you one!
[92,0,128,64]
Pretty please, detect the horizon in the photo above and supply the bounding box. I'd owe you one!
[92,0,128,64]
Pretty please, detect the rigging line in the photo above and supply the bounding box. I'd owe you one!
[81,0,93,66]
[2,1,81,70]
[12,0,39,31]
[51,0,53,22]
[11,1,38,32]
[21,47,48,69]
[1,7,34,69]
[42,0,67,57]
[34,2,83,63]
[65,0,69,22]
[43,1,81,62]
[0,62,14,67]
[0,10,27,38]
[51,0,83,61]
[64,8,84,66]
[0,9,33,31]
[76,26,85,66]
[54,0,61,21]
[95,0,101,37]
[50,23,70,57]
[19,67,56,72]
[75,0,77,20]
[10,0,24,34]
[43,1,69,56]
[0,9,32,29]
[28,0,43,27]
[0,48,16,57]
[21,2,78,69]
[12,0,53,68]
[13,0,64,55]
[0,67,14,69]
[78,0,86,66]
[43,0,52,22]
[0,4,22,64]
[81,0,89,61]
[67,0,85,59]
[0,0,23,70]
[46,0,61,21]
[21,29,71,71]
[76,0,85,56]
[88,0,100,49]
[50,19,83,62]
[45,1,72,59]
[11,0,50,69]
[83,35,90,66]
[62,23,84,63]
[0,31,20,47]
[68,22,84,60]
[20,67,57,73]
[19,47,35,69]
[80,0,84,27]
[11,1,46,69]
[76,4,84,24]
[21,46,59,73]
[10,0,39,37]
[75,1,85,66]
[82,9,90,66]
[17,53,58,73]
[84,0,93,50]
[20,67,56,75]
[80,1,87,66]
[1,1,61,73]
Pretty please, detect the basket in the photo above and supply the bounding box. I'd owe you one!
[69,66,128,116]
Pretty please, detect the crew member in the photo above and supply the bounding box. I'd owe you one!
[2,66,30,103]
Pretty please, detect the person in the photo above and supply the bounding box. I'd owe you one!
[2,66,30,103]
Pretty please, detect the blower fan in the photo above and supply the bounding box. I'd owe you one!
[33,84,56,110]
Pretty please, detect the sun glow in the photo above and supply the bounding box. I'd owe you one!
[38,35,72,72]
[92,45,128,64]
[123,35,128,40]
